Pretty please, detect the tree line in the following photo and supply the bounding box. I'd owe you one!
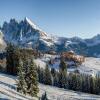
[37,59,100,95]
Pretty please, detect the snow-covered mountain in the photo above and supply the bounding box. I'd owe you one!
[86,34,100,46]
[1,17,100,57]
[2,17,52,50]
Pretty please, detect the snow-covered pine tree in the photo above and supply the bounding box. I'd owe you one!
[53,71,59,86]
[51,68,56,77]
[37,66,45,83]
[6,43,20,75]
[37,66,41,82]
[95,76,100,94]
[58,70,67,88]
[26,58,39,97]
[17,59,27,95]
[59,59,67,71]
[44,64,52,85]
[6,43,15,74]
[58,59,67,88]
[76,75,82,91]
[72,74,77,90]
[41,92,48,100]
[89,76,96,94]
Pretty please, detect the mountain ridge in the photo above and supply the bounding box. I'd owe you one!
[0,17,100,57]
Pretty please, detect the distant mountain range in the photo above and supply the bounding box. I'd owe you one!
[0,17,100,57]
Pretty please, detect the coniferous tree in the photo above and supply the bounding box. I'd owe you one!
[51,68,56,77]
[6,43,20,75]
[26,59,39,97]
[17,59,27,94]
[81,75,87,92]
[6,43,15,74]
[71,74,77,90]
[58,70,67,88]
[53,72,59,86]
[14,46,21,74]
[77,75,82,91]
[37,66,45,84]
[41,68,45,84]
[59,59,67,71]
[95,76,100,94]
[44,64,52,85]
[85,76,90,93]
[89,76,96,94]
[68,74,73,90]
[82,75,93,93]
[58,59,67,88]
[71,74,82,91]
[51,68,57,85]
[37,66,41,82]
[41,92,48,100]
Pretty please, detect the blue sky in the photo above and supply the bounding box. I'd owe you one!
[0,0,100,38]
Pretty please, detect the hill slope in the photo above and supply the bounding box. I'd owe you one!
[0,73,100,100]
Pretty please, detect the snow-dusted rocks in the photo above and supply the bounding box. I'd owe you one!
[2,17,55,51]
